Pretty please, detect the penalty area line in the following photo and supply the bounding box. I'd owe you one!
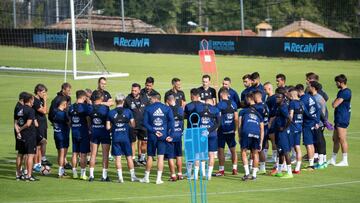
[10,180,360,203]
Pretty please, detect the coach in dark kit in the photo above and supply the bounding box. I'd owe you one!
[164,77,186,108]
[125,83,150,166]
[198,74,217,104]
[91,77,113,107]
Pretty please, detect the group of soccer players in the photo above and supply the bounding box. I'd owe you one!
[13,72,351,183]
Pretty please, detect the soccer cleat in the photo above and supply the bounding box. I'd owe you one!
[26,176,38,182]
[88,177,95,182]
[232,169,238,175]
[41,160,52,166]
[241,174,250,181]
[177,174,184,180]
[302,166,314,171]
[270,169,278,176]
[16,175,25,181]
[274,173,283,177]
[156,180,164,185]
[139,160,147,166]
[328,159,336,166]
[118,178,124,183]
[133,160,140,167]
[213,170,225,177]
[80,175,88,181]
[131,176,140,182]
[323,162,328,168]
[73,173,79,179]
[292,170,301,175]
[100,177,111,182]
[280,173,294,179]
[250,176,257,181]
[64,163,72,170]
[335,160,349,167]
[169,176,177,182]
[314,163,326,170]
[139,178,150,183]
[258,169,266,175]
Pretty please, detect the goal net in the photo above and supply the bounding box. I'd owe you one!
[0,0,129,80]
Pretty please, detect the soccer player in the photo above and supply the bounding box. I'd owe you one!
[215,87,238,176]
[164,77,186,108]
[184,88,205,128]
[250,72,266,102]
[140,93,174,184]
[271,90,293,178]
[106,93,139,183]
[296,84,319,170]
[308,81,328,169]
[253,90,269,175]
[166,94,185,181]
[329,74,351,166]
[288,88,304,174]
[91,77,113,107]
[124,83,150,166]
[88,91,111,182]
[14,92,26,180]
[239,93,264,181]
[218,77,240,108]
[32,84,48,173]
[14,93,38,181]
[198,74,217,104]
[305,72,329,102]
[68,90,91,180]
[52,96,70,178]
[140,76,160,101]
[48,82,72,167]
[197,98,220,180]
[239,74,253,108]
[264,82,278,162]
[275,74,287,88]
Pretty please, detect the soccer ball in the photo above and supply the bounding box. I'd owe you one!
[40,165,51,175]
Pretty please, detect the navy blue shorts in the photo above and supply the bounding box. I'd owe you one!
[72,136,90,153]
[302,127,315,146]
[112,140,132,157]
[335,122,349,129]
[147,138,167,156]
[208,136,218,152]
[54,132,69,150]
[291,131,301,147]
[165,142,175,159]
[218,133,236,149]
[240,134,260,150]
[275,129,291,153]
[173,141,182,157]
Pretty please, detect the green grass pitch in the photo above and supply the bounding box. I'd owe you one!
[0,46,360,203]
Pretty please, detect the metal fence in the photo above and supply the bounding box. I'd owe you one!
[0,0,359,38]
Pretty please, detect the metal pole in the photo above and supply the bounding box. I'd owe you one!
[198,0,202,27]
[56,0,60,23]
[121,0,125,32]
[64,32,69,82]
[13,0,16,28]
[70,0,77,79]
[240,0,244,36]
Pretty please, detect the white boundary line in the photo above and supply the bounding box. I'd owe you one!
[9,180,360,203]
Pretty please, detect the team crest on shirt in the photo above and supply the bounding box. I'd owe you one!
[72,116,80,123]
[201,117,210,124]
[115,123,125,128]
[130,102,136,109]
[154,117,163,126]
[93,118,102,125]
[18,118,24,126]
[249,113,257,120]
[226,113,234,120]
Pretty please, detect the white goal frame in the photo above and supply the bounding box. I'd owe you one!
[69,0,129,80]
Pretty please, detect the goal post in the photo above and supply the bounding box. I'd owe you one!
[69,0,129,80]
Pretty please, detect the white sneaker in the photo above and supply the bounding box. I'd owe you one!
[131,176,140,182]
[118,178,124,183]
[156,179,164,184]
[328,159,336,166]
[139,178,150,183]
[335,160,348,167]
